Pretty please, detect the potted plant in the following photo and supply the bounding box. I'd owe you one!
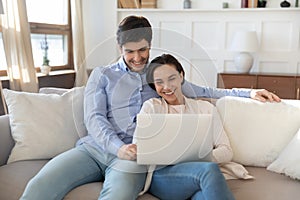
[40,35,51,75]
[257,0,267,7]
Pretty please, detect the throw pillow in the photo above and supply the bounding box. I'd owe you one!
[216,96,300,167]
[3,87,86,163]
[267,128,300,180]
[39,87,87,139]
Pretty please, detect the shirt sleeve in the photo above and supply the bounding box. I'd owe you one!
[182,80,251,99]
[132,99,156,144]
[84,68,124,155]
[139,100,155,114]
[211,107,233,163]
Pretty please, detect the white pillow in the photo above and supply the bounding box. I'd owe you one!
[3,87,87,163]
[39,87,87,139]
[39,87,69,95]
[216,96,300,167]
[267,128,300,180]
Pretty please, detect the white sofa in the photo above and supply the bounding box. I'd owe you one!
[0,87,300,200]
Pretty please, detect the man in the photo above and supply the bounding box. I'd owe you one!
[20,15,280,200]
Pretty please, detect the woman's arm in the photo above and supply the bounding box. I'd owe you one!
[211,107,233,163]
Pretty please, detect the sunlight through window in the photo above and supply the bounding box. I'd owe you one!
[26,0,68,24]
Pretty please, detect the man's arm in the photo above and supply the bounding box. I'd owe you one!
[84,68,124,155]
[182,80,280,102]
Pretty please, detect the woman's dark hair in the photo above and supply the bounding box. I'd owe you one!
[146,54,185,91]
[117,15,152,47]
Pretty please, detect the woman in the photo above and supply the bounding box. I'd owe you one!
[137,53,236,200]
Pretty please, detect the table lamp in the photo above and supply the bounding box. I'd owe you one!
[230,31,259,73]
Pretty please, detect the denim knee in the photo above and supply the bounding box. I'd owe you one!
[205,162,221,173]
[99,171,146,200]
[21,176,59,200]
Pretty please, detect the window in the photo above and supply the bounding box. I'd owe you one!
[0,0,73,76]
[27,0,73,72]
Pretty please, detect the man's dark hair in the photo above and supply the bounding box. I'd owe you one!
[117,15,152,47]
[146,54,185,91]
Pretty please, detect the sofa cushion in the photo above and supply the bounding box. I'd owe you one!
[0,160,48,200]
[227,167,300,200]
[267,128,300,180]
[64,182,159,200]
[216,97,300,167]
[1,160,298,200]
[3,87,87,163]
[0,160,158,200]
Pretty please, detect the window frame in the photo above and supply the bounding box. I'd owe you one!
[0,0,73,77]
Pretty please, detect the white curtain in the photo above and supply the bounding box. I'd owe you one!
[71,0,88,87]
[0,0,38,92]
[0,0,6,114]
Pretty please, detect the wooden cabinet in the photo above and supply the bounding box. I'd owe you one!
[257,75,296,99]
[218,73,299,99]
[217,74,256,89]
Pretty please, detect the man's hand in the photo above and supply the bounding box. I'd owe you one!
[117,144,137,160]
[250,89,281,102]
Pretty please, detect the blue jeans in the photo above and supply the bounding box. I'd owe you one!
[20,145,147,200]
[149,162,235,200]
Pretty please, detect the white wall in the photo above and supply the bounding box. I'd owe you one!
[82,1,300,87]
[117,9,300,87]
[82,0,117,69]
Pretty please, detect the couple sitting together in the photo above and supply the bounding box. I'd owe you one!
[20,15,280,200]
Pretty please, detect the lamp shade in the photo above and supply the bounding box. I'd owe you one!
[0,0,3,14]
[230,31,259,52]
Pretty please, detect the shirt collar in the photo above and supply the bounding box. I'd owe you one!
[118,57,128,72]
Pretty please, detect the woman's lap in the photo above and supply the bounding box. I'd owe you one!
[149,162,234,200]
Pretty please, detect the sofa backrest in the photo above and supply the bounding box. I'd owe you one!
[0,115,14,166]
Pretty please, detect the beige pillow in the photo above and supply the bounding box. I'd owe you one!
[216,96,300,167]
[3,87,86,163]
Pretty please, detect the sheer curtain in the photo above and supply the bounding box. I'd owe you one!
[71,0,88,87]
[0,0,38,92]
[0,0,5,114]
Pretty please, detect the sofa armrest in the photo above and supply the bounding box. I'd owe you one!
[0,115,14,166]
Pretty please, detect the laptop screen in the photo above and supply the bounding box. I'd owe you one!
[134,114,213,165]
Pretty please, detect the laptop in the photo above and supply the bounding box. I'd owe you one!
[134,114,213,165]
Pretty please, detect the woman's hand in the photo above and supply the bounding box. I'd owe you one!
[117,144,137,160]
[250,89,281,102]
